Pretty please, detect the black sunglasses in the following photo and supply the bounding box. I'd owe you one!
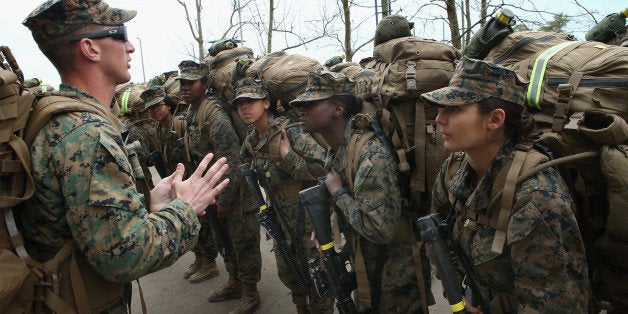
[70,26,128,42]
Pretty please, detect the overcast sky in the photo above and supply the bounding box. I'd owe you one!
[1,0,618,89]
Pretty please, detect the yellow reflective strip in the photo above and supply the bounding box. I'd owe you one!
[320,242,334,251]
[526,41,578,109]
[120,88,132,115]
[593,44,608,49]
[259,204,268,212]
[621,8,628,18]
[41,85,47,93]
[451,300,465,312]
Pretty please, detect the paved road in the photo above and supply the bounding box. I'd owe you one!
[131,227,451,313]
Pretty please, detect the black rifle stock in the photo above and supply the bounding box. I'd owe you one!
[299,183,358,314]
[239,163,313,299]
[148,150,167,178]
[418,214,465,314]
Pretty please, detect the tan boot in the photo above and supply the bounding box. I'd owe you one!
[183,254,202,279]
[188,257,219,283]
[228,283,260,314]
[207,278,243,302]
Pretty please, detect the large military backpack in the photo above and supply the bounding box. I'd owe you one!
[480,31,628,312]
[246,51,322,109]
[0,46,136,313]
[357,36,461,210]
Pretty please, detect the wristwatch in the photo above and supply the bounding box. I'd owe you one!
[333,187,348,202]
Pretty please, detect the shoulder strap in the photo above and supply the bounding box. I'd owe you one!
[346,130,375,190]
[24,95,118,146]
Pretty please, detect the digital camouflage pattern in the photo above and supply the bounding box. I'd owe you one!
[374,14,414,46]
[431,141,589,312]
[289,70,355,107]
[329,122,425,313]
[141,85,166,110]
[185,96,261,284]
[421,56,528,107]
[177,60,209,81]
[23,0,136,44]
[232,77,269,106]
[157,115,185,175]
[240,113,333,312]
[20,84,200,283]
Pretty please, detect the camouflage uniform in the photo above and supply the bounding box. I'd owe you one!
[140,85,186,176]
[291,71,427,313]
[116,84,158,203]
[236,78,333,313]
[21,2,202,311]
[422,57,589,312]
[178,61,261,303]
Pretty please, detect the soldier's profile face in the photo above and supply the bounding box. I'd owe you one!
[298,99,335,134]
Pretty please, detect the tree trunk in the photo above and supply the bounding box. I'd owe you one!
[381,0,389,18]
[342,0,353,62]
[196,0,204,60]
[445,0,461,49]
[267,0,274,53]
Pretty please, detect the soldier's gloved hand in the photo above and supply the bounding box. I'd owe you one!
[172,153,230,215]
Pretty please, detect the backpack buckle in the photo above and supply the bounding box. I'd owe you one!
[564,112,585,130]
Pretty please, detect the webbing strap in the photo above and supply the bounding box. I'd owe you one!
[411,240,429,314]
[491,149,527,254]
[526,41,579,109]
[353,236,372,309]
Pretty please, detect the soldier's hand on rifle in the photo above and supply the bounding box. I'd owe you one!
[172,153,230,216]
[311,231,321,251]
[279,129,291,160]
[216,203,231,219]
[324,167,344,196]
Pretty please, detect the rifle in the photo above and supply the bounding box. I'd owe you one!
[177,137,233,260]
[417,213,465,314]
[148,150,167,178]
[239,163,313,300]
[299,182,358,314]
[418,209,491,313]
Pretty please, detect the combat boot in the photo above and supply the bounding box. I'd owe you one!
[189,257,219,283]
[183,253,202,279]
[207,277,243,302]
[228,283,260,314]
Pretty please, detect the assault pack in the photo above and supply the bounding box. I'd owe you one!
[0,46,138,313]
[458,10,628,310]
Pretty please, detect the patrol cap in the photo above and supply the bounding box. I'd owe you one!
[374,15,414,46]
[140,86,166,110]
[290,70,355,107]
[23,0,136,44]
[421,56,528,107]
[176,60,208,81]
[233,78,269,106]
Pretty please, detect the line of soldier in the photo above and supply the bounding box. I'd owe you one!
[18,0,626,313]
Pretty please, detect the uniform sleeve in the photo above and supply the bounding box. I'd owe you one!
[277,127,326,180]
[507,169,589,312]
[201,105,242,205]
[335,140,401,244]
[57,120,200,283]
[431,161,452,218]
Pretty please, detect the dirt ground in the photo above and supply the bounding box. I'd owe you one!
[131,227,451,313]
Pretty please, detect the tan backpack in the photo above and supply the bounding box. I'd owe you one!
[207,46,255,102]
[482,31,628,312]
[0,46,138,313]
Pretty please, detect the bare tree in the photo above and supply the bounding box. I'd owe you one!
[176,0,205,61]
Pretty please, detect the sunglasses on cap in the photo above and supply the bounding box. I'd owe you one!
[70,26,128,42]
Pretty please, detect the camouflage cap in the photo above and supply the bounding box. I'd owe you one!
[421,56,528,107]
[290,70,355,107]
[23,0,136,44]
[233,78,269,105]
[140,86,166,110]
[176,60,208,81]
[374,15,414,46]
